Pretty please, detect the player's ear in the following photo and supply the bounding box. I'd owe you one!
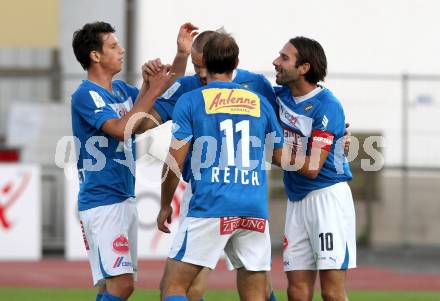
[233,58,239,69]
[90,50,100,64]
[298,62,310,76]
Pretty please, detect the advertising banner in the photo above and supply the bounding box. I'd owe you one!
[0,164,41,260]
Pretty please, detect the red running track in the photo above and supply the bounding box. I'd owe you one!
[1,258,440,291]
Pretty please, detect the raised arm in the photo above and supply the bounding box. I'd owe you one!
[172,22,198,77]
[135,23,198,133]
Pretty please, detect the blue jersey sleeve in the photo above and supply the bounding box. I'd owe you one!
[72,88,119,130]
[256,75,278,113]
[153,79,186,123]
[122,82,139,102]
[310,101,345,153]
[263,100,284,149]
[171,93,193,141]
[313,101,345,136]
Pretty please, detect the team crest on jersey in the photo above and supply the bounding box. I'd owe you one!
[304,104,313,112]
[202,88,260,117]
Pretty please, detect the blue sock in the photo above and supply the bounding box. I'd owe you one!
[198,299,205,301]
[96,293,104,301]
[163,296,188,301]
[101,292,125,301]
[268,291,278,301]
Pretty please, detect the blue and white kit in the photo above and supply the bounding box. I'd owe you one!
[71,79,139,285]
[273,85,356,271]
[168,81,284,270]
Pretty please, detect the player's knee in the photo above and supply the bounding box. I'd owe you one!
[106,275,135,299]
[119,280,134,297]
[187,282,205,301]
[287,284,312,301]
[321,288,346,301]
[159,275,165,293]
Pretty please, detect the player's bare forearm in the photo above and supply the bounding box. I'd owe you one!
[280,145,329,179]
[161,139,190,208]
[161,162,180,208]
[271,148,283,167]
[158,140,190,233]
[101,68,172,141]
[101,88,162,140]
[134,108,164,134]
[171,52,190,78]
[157,157,181,233]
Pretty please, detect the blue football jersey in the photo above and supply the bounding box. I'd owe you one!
[153,68,277,123]
[153,69,277,182]
[172,81,284,219]
[71,80,138,211]
[274,86,352,201]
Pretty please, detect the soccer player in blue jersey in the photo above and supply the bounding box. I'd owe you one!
[157,33,284,301]
[272,37,356,301]
[149,30,278,128]
[145,30,279,301]
[70,21,197,301]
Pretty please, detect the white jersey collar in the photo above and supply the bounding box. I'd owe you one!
[231,69,238,81]
[293,86,323,104]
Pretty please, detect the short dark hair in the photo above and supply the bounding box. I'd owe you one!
[72,21,115,70]
[203,33,239,74]
[192,30,219,53]
[289,37,327,84]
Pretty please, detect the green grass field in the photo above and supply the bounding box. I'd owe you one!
[0,288,439,301]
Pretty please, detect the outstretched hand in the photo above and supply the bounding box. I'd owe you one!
[147,64,174,96]
[142,58,164,82]
[157,206,173,233]
[343,122,351,156]
[177,22,199,55]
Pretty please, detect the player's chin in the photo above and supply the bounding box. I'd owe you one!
[275,76,284,85]
[114,65,123,74]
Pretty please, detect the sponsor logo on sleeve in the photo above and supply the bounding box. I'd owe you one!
[89,91,106,108]
[161,82,181,99]
[203,88,260,117]
[112,234,129,254]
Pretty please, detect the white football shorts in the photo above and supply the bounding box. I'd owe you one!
[169,216,271,271]
[283,182,356,271]
[79,197,138,286]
